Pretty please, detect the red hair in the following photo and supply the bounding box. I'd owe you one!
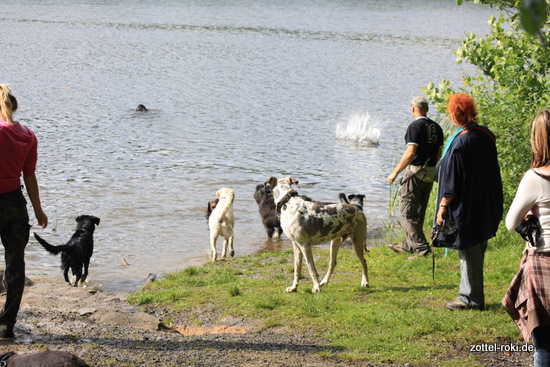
[446,93,477,126]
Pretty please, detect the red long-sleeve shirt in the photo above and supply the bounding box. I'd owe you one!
[0,120,38,193]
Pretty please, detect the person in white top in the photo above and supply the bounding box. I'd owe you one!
[506,169,550,251]
[503,109,550,367]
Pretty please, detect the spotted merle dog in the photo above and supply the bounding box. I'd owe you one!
[265,176,369,293]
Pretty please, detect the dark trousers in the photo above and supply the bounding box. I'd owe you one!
[533,326,550,367]
[0,188,30,329]
[399,166,433,256]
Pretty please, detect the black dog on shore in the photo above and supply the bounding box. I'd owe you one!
[0,351,89,367]
[34,215,100,287]
[339,193,367,251]
[339,193,365,211]
[254,183,283,238]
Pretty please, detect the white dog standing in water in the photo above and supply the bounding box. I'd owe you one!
[208,188,235,261]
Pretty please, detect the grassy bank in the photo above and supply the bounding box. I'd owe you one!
[129,230,529,366]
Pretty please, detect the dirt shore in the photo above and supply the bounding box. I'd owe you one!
[0,277,534,366]
[0,277,371,366]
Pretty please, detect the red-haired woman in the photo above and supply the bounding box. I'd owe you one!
[432,93,503,311]
[0,84,48,339]
[504,110,550,366]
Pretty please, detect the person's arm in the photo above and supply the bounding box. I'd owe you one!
[436,196,454,225]
[387,144,417,184]
[23,175,48,228]
[506,171,540,232]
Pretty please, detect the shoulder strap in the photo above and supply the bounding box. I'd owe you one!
[533,169,550,181]
[458,125,496,143]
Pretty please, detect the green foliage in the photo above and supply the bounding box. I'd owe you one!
[457,0,549,45]
[520,0,549,39]
[424,7,550,210]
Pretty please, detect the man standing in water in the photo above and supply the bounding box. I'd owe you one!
[386,96,443,260]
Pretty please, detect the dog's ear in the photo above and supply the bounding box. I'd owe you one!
[75,215,82,223]
[265,177,278,188]
[288,177,299,186]
[338,193,349,204]
[209,199,219,212]
[350,194,365,202]
[94,216,100,226]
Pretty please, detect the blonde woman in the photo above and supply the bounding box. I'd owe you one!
[504,110,550,366]
[0,84,47,339]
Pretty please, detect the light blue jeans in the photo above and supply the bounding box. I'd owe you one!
[457,241,487,308]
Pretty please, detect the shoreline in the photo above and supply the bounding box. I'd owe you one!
[0,276,367,366]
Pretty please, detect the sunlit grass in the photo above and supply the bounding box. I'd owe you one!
[129,236,527,366]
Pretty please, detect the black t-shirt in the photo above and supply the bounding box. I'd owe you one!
[405,117,444,167]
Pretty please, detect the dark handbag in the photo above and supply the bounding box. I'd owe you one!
[515,216,541,248]
[430,219,457,248]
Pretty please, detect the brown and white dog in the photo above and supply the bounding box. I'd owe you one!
[208,188,235,261]
[205,198,219,221]
[265,176,369,293]
[0,351,89,366]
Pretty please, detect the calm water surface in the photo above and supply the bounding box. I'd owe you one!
[0,0,494,292]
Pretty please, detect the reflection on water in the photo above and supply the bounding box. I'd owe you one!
[0,0,494,292]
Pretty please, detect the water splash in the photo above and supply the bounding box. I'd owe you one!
[336,111,383,144]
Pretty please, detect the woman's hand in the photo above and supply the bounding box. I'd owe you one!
[437,196,454,225]
[437,206,447,225]
[34,208,48,229]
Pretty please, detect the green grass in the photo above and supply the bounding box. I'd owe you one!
[128,232,528,366]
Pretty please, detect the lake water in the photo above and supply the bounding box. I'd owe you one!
[0,0,494,292]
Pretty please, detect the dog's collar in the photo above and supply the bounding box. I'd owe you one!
[0,352,15,366]
[276,190,298,213]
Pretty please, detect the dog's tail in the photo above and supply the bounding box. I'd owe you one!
[215,190,235,221]
[33,233,73,255]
